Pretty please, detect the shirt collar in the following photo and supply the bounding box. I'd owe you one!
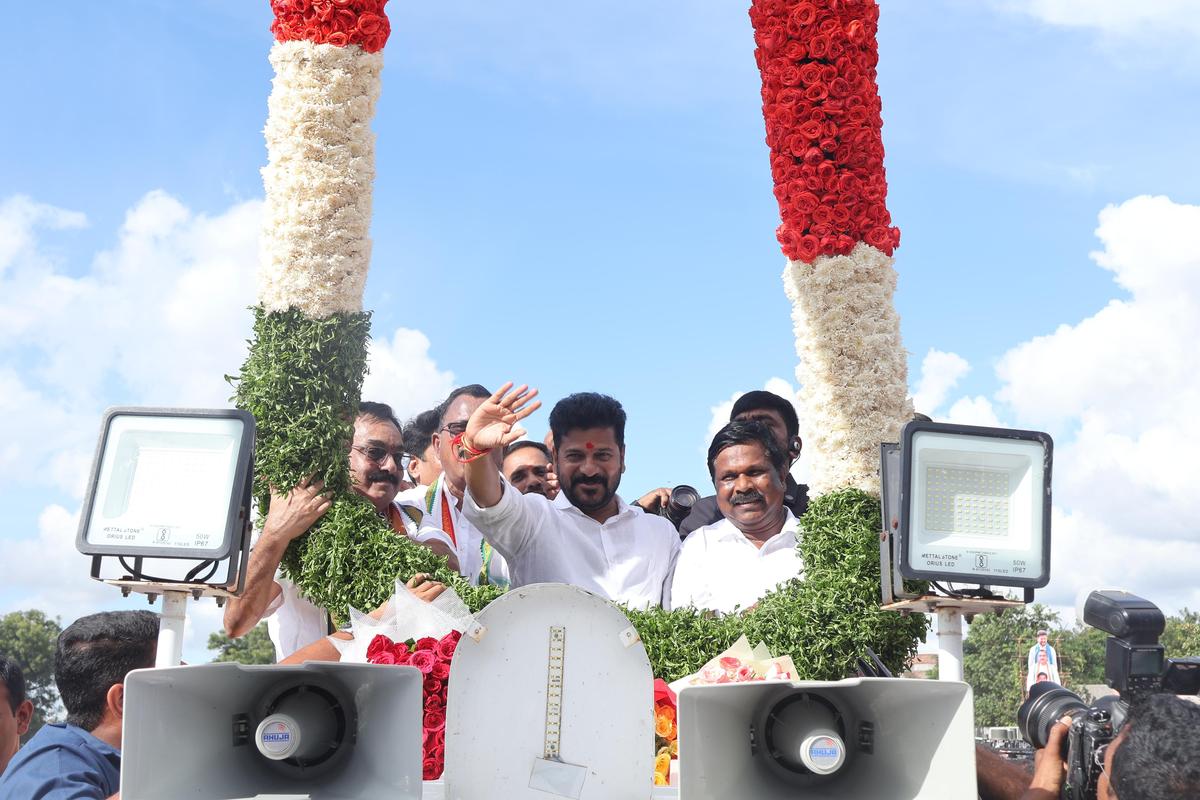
[713,508,799,547]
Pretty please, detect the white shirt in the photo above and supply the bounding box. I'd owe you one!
[415,474,486,585]
[263,499,422,660]
[668,510,803,614]
[463,482,680,609]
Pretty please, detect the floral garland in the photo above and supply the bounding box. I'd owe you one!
[751,0,899,264]
[750,0,911,494]
[233,0,483,622]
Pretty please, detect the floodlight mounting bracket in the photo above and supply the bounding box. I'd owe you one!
[882,594,1028,683]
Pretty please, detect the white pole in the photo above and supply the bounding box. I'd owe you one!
[936,606,964,682]
[155,591,189,667]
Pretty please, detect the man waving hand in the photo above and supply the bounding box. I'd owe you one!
[458,383,679,608]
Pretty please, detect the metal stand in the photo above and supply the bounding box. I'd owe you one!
[156,591,189,667]
[101,579,240,668]
[882,595,1026,682]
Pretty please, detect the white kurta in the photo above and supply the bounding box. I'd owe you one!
[415,474,487,586]
[667,510,803,614]
[463,482,680,609]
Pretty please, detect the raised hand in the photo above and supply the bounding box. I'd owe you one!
[464,382,542,452]
[262,477,331,544]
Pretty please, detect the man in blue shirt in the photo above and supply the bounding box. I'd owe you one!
[0,610,158,800]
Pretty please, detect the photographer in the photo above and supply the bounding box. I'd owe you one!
[1018,694,1200,800]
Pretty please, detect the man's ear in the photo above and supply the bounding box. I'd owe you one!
[15,699,33,736]
[107,684,126,721]
[788,435,802,462]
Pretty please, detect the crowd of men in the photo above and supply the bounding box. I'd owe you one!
[3,382,1199,798]
[218,382,815,660]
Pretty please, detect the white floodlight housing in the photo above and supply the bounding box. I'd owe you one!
[76,407,255,571]
[898,420,1052,588]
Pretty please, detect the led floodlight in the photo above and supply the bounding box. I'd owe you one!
[77,407,255,566]
[898,420,1052,588]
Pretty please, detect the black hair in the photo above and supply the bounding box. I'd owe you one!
[402,408,440,456]
[358,401,402,432]
[0,656,26,712]
[706,419,789,480]
[729,390,799,439]
[437,384,491,425]
[55,610,159,731]
[1111,694,1200,800]
[503,440,552,461]
[549,393,626,450]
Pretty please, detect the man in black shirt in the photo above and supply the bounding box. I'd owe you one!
[679,390,809,537]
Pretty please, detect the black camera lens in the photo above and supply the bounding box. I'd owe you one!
[663,484,700,529]
[1018,682,1088,749]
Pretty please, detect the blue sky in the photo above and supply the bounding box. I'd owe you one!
[2,0,1198,661]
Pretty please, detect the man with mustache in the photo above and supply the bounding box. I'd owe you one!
[458,384,680,608]
[668,419,803,613]
[679,390,809,536]
[223,401,450,660]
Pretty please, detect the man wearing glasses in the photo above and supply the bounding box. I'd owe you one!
[222,401,449,660]
[414,385,509,586]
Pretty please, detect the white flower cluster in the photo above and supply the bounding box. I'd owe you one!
[783,242,913,496]
[259,40,383,319]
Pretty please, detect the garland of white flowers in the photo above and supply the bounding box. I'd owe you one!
[783,243,912,496]
[259,40,382,316]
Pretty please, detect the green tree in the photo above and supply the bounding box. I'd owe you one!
[1163,608,1200,659]
[962,604,1059,727]
[207,622,276,664]
[0,610,63,740]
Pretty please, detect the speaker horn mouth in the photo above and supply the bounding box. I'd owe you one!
[255,682,352,773]
[759,691,849,777]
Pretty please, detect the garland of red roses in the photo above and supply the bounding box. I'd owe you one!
[749,0,900,263]
[270,0,391,53]
[367,630,460,779]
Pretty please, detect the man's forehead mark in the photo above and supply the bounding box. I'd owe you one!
[585,442,595,450]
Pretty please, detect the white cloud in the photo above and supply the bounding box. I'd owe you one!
[912,349,971,417]
[362,328,456,421]
[991,195,1200,615]
[944,396,1002,427]
[705,377,808,484]
[994,0,1200,40]
[1,191,457,660]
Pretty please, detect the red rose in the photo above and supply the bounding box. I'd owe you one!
[424,693,445,711]
[865,226,893,251]
[821,64,839,83]
[415,637,438,652]
[423,676,444,695]
[797,118,822,140]
[326,31,349,46]
[422,758,440,780]
[371,650,396,665]
[795,235,821,263]
[793,191,820,214]
[357,13,385,35]
[409,649,437,674]
[798,62,823,86]
[789,2,817,28]
[783,39,807,60]
[804,83,828,102]
[366,635,394,661]
[430,661,451,681]
[424,708,447,731]
[802,147,824,168]
[807,34,830,59]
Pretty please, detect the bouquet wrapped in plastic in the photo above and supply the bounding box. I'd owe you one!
[669,634,797,693]
[333,580,480,779]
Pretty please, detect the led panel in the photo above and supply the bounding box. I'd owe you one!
[77,408,254,560]
[900,421,1052,588]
